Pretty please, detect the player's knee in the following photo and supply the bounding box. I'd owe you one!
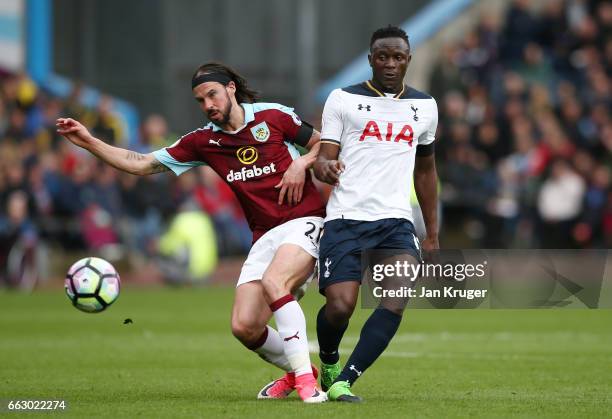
[231,318,260,346]
[382,305,405,317]
[380,297,409,316]
[261,275,289,301]
[325,297,356,327]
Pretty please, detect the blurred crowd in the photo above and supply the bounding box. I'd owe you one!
[0,74,250,286]
[2,0,611,289]
[431,0,612,248]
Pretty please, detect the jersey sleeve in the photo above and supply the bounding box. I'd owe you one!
[271,106,313,147]
[320,89,344,146]
[418,98,438,146]
[152,131,206,176]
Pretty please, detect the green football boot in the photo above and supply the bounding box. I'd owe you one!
[327,380,363,403]
[320,361,341,391]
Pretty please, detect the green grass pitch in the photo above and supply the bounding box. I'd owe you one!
[1,286,611,418]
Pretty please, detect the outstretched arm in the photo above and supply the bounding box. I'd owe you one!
[56,118,168,176]
[414,153,439,251]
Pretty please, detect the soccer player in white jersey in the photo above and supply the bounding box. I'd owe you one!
[313,26,439,402]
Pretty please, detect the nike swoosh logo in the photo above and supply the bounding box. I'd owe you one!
[260,382,275,396]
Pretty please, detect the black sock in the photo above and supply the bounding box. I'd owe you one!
[335,308,402,385]
[317,305,348,365]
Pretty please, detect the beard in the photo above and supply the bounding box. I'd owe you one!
[208,92,232,125]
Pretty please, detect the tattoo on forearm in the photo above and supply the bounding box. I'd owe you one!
[149,160,169,173]
[126,151,146,160]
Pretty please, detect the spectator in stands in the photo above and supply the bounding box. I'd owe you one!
[429,44,465,101]
[90,95,123,145]
[118,172,171,258]
[501,0,539,63]
[140,114,174,150]
[194,166,251,255]
[0,190,38,288]
[537,159,585,248]
[157,202,218,285]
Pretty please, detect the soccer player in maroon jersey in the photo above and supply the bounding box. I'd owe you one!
[56,62,327,403]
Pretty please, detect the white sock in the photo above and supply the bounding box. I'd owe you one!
[252,325,291,372]
[270,295,312,377]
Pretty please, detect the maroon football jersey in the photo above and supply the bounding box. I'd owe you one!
[153,103,325,242]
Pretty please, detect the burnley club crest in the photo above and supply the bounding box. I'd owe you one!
[250,122,270,142]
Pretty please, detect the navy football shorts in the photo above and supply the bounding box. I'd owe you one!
[318,218,421,293]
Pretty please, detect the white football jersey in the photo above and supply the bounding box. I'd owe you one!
[320,82,438,223]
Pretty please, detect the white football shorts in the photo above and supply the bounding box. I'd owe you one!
[236,216,324,289]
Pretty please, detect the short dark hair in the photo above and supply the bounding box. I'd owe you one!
[192,62,260,103]
[370,25,410,50]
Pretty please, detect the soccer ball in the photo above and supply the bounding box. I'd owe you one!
[64,257,120,313]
